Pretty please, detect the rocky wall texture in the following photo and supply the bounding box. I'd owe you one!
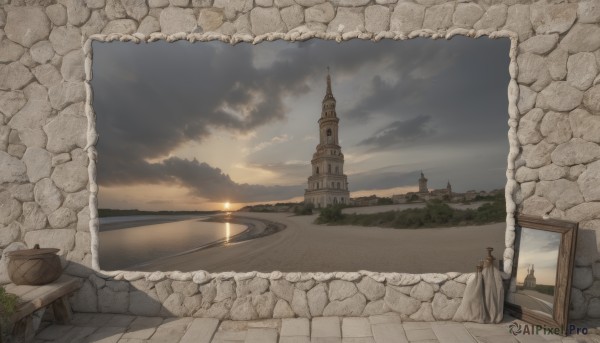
[69,270,471,321]
[0,0,598,320]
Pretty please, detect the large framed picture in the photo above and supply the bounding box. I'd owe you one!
[506,214,578,334]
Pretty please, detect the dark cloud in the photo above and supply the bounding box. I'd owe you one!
[101,156,304,202]
[340,37,511,148]
[93,37,510,205]
[358,115,435,150]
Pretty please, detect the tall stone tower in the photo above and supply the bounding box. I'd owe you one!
[304,69,350,208]
[418,171,428,194]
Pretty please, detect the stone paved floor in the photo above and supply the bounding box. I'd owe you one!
[32,312,600,343]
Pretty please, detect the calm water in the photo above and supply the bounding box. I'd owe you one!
[99,216,246,270]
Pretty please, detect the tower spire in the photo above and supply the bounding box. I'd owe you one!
[325,66,333,100]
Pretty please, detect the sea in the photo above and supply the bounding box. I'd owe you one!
[98,215,246,270]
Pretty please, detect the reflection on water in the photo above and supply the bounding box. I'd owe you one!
[226,222,231,244]
[99,218,245,270]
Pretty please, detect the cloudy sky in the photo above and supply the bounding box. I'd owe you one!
[516,228,561,287]
[92,37,510,211]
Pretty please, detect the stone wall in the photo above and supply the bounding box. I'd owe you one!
[0,0,599,320]
[70,270,470,321]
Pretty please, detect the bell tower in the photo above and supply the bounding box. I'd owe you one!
[304,68,350,208]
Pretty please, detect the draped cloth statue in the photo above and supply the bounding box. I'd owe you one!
[452,265,486,323]
[482,247,504,323]
[452,248,504,323]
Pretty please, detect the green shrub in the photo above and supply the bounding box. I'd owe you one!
[0,286,19,341]
[377,197,393,205]
[316,205,344,223]
[316,196,506,229]
[294,202,314,215]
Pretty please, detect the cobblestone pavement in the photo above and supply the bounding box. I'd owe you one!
[33,312,599,343]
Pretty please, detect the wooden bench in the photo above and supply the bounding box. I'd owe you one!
[4,275,80,341]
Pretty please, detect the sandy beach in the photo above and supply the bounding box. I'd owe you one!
[133,211,506,273]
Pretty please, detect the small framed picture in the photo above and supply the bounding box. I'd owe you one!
[505,214,578,335]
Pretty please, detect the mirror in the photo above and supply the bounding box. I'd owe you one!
[506,214,578,335]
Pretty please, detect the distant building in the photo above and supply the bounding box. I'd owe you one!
[418,171,428,194]
[523,264,537,289]
[464,190,478,201]
[304,69,350,208]
[350,195,378,207]
[391,194,408,204]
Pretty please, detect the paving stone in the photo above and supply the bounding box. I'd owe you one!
[402,322,433,330]
[245,327,278,342]
[122,317,164,340]
[342,317,372,338]
[148,320,189,342]
[280,336,310,343]
[70,313,96,326]
[105,315,137,327]
[371,323,407,343]
[311,338,342,343]
[281,318,310,337]
[212,328,247,341]
[463,322,511,337]
[59,326,98,342]
[82,326,126,343]
[312,317,341,338]
[180,318,219,343]
[405,328,437,341]
[430,323,477,343]
[475,337,518,343]
[85,314,118,327]
[341,338,375,343]
[368,314,401,325]
[36,325,75,340]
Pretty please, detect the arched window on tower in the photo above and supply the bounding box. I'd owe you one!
[316,166,319,174]
[326,128,333,144]
[335,166,339,174]
[328,164,331,173]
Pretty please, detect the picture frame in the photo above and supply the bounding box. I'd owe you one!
[505,214,578,335]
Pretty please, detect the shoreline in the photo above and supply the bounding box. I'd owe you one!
[123,214,286,271]
[99,215,206,232]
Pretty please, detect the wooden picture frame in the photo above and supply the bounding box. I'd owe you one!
[505,214,578,335]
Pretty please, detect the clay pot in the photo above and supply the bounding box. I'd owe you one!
[6,245,62,285]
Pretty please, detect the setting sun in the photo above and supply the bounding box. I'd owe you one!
[224,202,230,210]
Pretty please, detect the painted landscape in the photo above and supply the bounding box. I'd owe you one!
[92,37,510,272]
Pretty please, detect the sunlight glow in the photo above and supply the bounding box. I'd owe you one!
[225,222,231,243]
[224,202,230,210]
